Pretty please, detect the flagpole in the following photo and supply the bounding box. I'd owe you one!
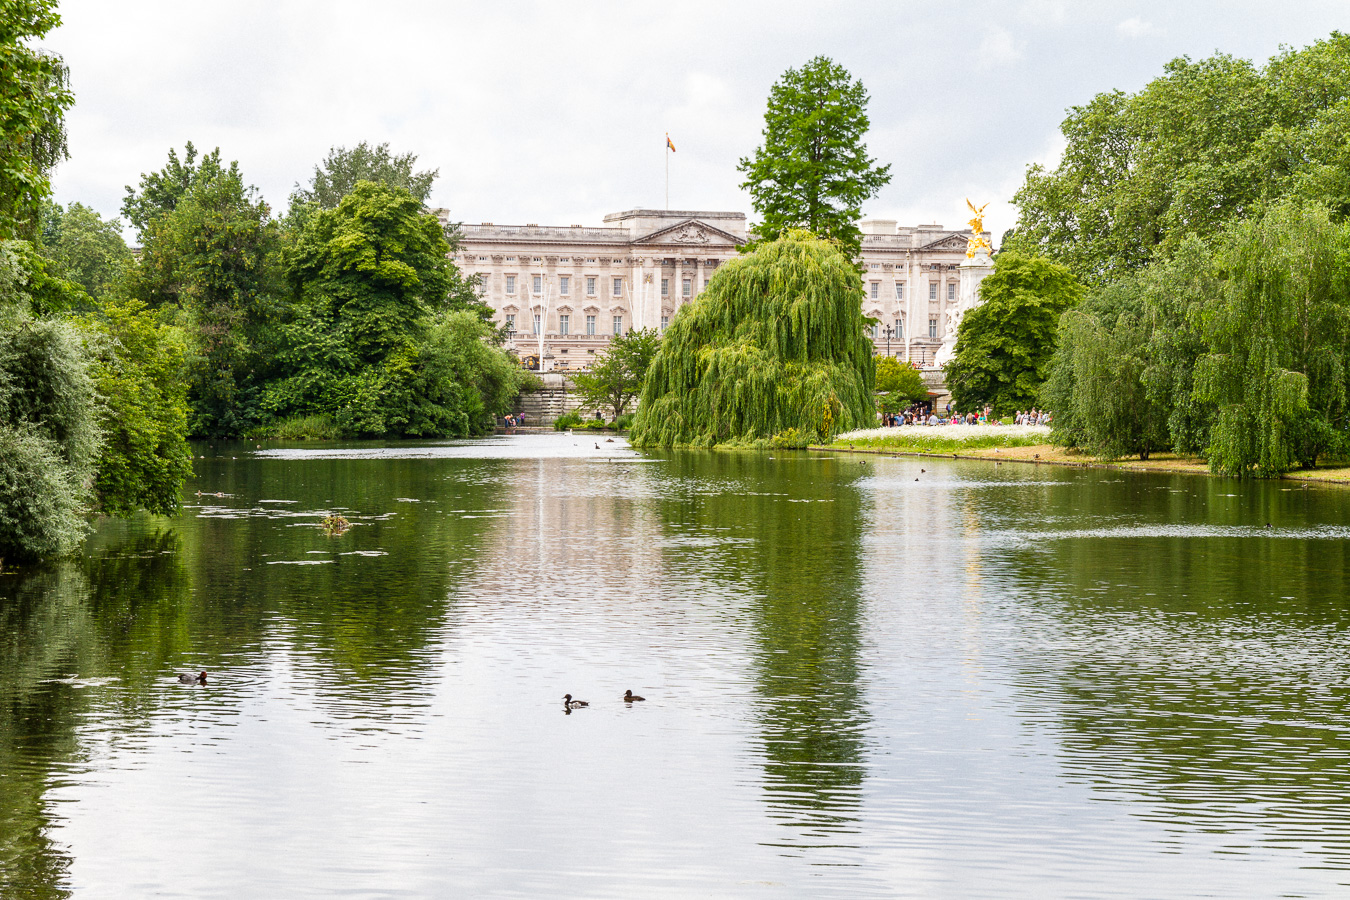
[665,134,669,210]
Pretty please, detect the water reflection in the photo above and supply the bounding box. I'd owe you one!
[651,452,870,850]
[996,471,1350,871]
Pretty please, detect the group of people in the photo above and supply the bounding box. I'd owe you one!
[503,413,527,428]
[1013,409,1050,425]
[875,403,1055,427]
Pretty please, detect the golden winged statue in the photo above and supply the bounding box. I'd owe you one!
[965,198,992,259]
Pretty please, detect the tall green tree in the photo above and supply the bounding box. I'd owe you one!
[123,147,280,436]
[121,142,236,239]
[270,180,493,436]
[737,56,891,261]
[291,142,438,210]
[944,253,1082,414]
[1008,34,1350,284]
[631,230,875,448]
[0,0,73,239]
[38,202,131,299]
[571,327,660,420]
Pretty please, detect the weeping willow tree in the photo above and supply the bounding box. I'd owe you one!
[1198,202,1350,476]
[630,230,875,448]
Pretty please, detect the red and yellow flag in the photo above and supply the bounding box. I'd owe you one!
[666,134,676,153]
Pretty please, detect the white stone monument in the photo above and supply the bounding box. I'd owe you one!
[934,200,994,368]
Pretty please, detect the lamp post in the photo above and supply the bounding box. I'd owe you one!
[882,324,895,358]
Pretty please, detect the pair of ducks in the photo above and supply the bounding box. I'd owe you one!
[563,690,644,709]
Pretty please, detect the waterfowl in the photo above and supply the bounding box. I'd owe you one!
[563,693,588,709]
[178,671,207,684]
[623,690,645,702]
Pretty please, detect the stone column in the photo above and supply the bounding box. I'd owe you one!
[934,248,993,368]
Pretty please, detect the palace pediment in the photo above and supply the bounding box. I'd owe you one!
[918,233,976,252]
[632,219,745,248]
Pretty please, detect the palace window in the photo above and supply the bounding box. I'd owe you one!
[895,282,904,300]
[613,277,623,297]
[559,315,569,335]
[948,283,956,301]
[506,275,516,294]
[586,315,596,335]
[560,276,570,295]
[476,274,489,295]
[928,317,938,339]
[533,275,543,294]
[683,278,692,297]
[870,323,879,339]
[929,282,937,300]
[661,315,669,332]
[703,278,709,289]
[661,278,669,296]
[586,276,596,295]
[894,318,903,339]
[533,314,542,334]
[613,315,623,334]
[505,314,515,331]
[870,282,879,299]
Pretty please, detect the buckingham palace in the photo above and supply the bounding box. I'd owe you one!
[437,207,983,372]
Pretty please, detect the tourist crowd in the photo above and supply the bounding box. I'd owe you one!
[877,405,1052,428]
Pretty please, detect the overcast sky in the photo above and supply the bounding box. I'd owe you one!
[43,0,1350,242]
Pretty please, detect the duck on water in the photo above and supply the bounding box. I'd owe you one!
[563,694,588,710]
[178,671,207,685]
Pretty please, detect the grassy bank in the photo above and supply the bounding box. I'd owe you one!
[821,428,1350,485]
[829,424,1051,454]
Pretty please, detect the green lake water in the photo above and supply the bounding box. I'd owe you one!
[3,433,1350,897]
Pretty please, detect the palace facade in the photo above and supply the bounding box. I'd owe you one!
[439,208,980,372]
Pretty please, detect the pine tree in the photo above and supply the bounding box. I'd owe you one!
[737,57,891,261]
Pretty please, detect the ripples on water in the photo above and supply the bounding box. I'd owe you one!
[2,434,1350,897]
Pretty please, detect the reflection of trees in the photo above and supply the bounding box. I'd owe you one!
[0,529,190,900]
[1000,473,1350,868]
[655,452,869,847]
[0,449,507,896]
[178,451,504,711]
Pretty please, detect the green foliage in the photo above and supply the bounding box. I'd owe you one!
[875,355,926,400]
[121,142,237,239]
[571,327,660,419]
[630,230,875,448]
[553,411,583,431]
[738,56,891,261]
[290,141,438,210]
[0,0,72,239]
[0,315,100,562]
[0,238,92,317]
[38,201,131,299]
[80,298,192,516]
[262,414,339,441]
[945,253,1083,413]
[1008,34,1350,283]
[1042,285,1169,459]
[124,148,279,437]
[1197,202,1350,476]
[612,412,635,431]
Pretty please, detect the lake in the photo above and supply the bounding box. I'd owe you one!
[3,433,1350,898]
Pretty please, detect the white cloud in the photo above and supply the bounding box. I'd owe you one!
[1116,17,1158,39]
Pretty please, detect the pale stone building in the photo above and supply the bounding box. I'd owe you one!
[443,208,980,372]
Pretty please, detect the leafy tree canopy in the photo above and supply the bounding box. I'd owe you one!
[1007,33,1350,284]
[738,56,891,261]
[38,201,131,299]
[631,230,876,448]
[121,142,239,240]
[291,141,438,211]
[0,0,73,239]
[571,327,660,420]
[945,253,1083,414]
